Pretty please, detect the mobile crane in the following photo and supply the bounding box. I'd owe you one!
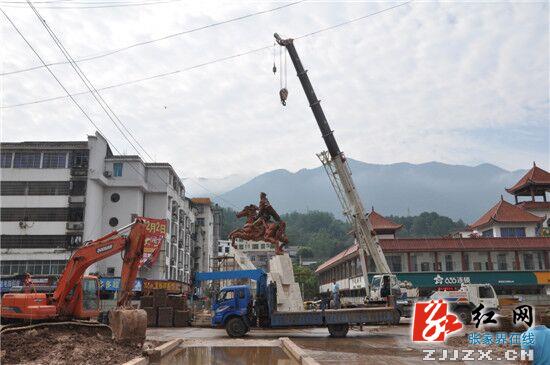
[274,33,401,303]
[0,218,157,343]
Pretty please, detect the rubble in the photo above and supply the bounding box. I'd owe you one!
[0,325,144,365]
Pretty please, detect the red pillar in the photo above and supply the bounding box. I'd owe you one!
[461,252,467,271]
[407,252,412,272]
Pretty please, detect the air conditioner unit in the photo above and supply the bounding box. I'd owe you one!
[66,222,84,230]
[103,171,112,178]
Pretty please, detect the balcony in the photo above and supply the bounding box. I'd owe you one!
[70,166,88,177]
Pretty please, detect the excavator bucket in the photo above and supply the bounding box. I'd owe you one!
[108,308,147,343]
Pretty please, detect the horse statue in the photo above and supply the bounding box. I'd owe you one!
[228,193,288,255]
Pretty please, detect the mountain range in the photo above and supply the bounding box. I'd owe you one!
[188,160,528,223]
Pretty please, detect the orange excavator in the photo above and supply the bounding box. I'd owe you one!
[0,218,156,343]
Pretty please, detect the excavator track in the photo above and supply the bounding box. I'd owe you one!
[0,320,112,336]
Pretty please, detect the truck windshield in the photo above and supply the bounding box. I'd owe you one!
[371,277,381,289]
[479,286,495,298]
[217,290,234,302]
[82,278,99,310]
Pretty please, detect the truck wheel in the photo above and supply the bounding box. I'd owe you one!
[328,323,349,338]
[455,308,472,325]
[226,317,248,338]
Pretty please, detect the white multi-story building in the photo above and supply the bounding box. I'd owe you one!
[190,198,221,273]
[0,132,215,284]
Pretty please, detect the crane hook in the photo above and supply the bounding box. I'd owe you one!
[279,88,288,106]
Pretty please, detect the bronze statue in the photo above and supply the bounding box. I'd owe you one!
[228,192,288,255]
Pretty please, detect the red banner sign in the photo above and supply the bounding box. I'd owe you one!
[138,217,167,268]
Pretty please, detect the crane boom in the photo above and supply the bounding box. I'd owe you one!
[274,33,391,296]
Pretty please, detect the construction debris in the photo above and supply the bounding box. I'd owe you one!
[0,324,143,365]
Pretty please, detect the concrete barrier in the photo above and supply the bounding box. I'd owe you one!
[279,337,321,365]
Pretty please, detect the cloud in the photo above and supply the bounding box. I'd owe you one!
[1,1,548,178]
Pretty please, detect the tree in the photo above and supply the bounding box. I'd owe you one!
[297,246,314,259]
[293,264,319,300]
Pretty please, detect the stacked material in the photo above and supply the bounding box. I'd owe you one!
[268,253,303,312]
[191,309,213,327]
[139,289,191,327]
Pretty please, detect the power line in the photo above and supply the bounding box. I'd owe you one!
[2,1,413,109]
[0,6,165,190]
[1,0,183,9]
[26,0,155,162]
[1,1,304,76]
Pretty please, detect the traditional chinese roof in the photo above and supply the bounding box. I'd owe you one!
[191,197,212,205]
[368,208,403,232]
[516,201,550,211]
[506,162,550,195]
[469,197,543,230]
[314,237,550,274]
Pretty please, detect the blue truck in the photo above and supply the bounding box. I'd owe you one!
[194,269,400,338]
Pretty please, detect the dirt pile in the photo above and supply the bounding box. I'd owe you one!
[1,324,143,365]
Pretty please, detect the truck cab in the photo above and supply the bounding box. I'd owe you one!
[211,285,254,337]
[369,274,401,301]
[429,283,499,324]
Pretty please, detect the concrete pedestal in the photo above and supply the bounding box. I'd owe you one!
[268,253,303,312]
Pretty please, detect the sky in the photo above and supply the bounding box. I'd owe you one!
[1,0,549,180]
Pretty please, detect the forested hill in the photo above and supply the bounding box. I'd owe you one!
[220,208,466,260]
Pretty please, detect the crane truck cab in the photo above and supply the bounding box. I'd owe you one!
[369,274,401,301]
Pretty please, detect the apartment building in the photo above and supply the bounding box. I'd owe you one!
[0,132,215,285]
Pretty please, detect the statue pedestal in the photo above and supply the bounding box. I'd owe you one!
[268,253,303,312]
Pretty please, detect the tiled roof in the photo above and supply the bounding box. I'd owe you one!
[315,237,550,273]
[369,209,403,231]
[506,163,550,193]
[191,197,212,205]
[517,201,550,210]
[470,198,543,229]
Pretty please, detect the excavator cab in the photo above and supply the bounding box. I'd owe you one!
[72,276,101,319]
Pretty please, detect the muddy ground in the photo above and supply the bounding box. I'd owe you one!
[0,324,145,365]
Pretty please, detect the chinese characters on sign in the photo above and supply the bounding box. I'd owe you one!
[513,305,533,327]
[433,274,471,286]
[138,217,167,268]
[412,300,464,342]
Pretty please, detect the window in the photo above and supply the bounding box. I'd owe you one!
[0,260,67,275]
[421,262,430,272]
[113,163,123,177]
[1,207,69,221]
[110,193,120,202]
[68,208,84,222]
[252,244,259,250]
[1,152,12,168]
[500,227,526,238]
[445,255,454,271]
[42,152,67,168]
[410,255,418,272]
[13,152,41,168]
[481,229,493,238]
[463,254,470,271]
[109,217,119,227]
[537,252,545,270]
[218,246,223,253]
[523,253,534,270]
[196,218,205,226]
[70,181,86,196]
[473,262,482,271]
[386,255,402,272]
[71,150,88,167]
[497,253,508,270]
[225,246,230,253]
[479,286,495,298]
[1,235,68,249]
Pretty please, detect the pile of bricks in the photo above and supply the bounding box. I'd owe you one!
[140,289,191,327]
